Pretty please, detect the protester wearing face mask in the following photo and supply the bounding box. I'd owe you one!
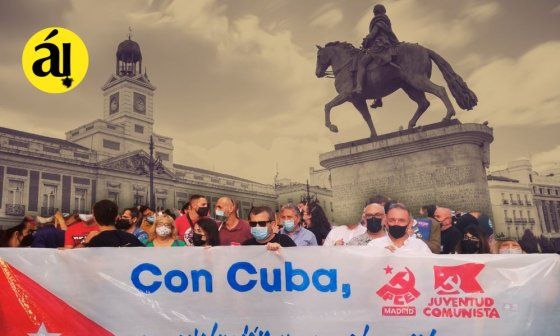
[192,218,220,247]
[368,203,432,255]
[348,203,386,246]
[119,207,148,242]
[63,212,99,249]
[176,195,209,245]
[454,225,490,254]
[497,239,524,254]
[145,214,186,247]
[278,204,317,246]
[242,206,296,250]
[215,197,251,246]
[434,207,463,254]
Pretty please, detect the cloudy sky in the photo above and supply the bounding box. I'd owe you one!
[1,0,559,184]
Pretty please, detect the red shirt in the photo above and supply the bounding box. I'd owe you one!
[219,219,252,246]
[64,221,100,247]
[175,214,192,240]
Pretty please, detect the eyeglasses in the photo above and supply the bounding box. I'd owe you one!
[249,220,272,227]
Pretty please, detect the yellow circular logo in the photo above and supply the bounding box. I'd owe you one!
[22,27,89,93]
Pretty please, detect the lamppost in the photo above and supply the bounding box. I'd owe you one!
[135,136,164,209]
[148,135,164,210]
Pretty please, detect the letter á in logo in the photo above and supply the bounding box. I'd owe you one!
[433,263,485,295]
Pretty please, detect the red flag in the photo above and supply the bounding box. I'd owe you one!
[0,259,114,336]
[433,263,485,295]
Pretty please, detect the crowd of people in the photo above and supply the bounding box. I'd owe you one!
[0,193,534,255]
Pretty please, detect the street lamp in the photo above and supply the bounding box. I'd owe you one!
[148,135,164,210]
[134,136,164,210]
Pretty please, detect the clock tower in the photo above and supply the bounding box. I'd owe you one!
[102,36,156,138]
[66,34,174,164]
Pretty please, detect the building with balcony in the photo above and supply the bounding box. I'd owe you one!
[0,36,277,228]
[489,158,560,240]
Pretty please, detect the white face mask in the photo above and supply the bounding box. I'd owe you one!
[155,226,172,237]
[499,248,522,254]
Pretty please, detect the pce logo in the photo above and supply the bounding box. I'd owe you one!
[22,27,88,93]
[376,266,420,305]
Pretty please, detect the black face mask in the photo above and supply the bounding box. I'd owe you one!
[388,225,407,239]
[192,233,206,246]
[461,239,480,254]
[19,233,34,247]
[366,217,383,233]
[196,207,209,217]
[115,218,133,231]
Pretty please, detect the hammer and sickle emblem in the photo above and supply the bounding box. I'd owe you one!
[436,274,463,294]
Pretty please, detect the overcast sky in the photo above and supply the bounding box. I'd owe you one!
[1,0,559,184]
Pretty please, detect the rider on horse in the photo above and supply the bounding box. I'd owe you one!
[353,4,400,108]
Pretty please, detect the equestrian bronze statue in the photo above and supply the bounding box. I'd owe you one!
[315,4,477,138]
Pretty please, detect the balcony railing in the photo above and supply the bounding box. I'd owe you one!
[511,200,518,205]
[502,200,509,205]
[40,207,56,217]
[526,202,532,206]
[5,204,25,216]
[528,219,536,224]
[505,218,513,223]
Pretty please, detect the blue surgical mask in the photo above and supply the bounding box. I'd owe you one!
[146,215,155,224]
[283,220,296,233]
[251,226,269,241]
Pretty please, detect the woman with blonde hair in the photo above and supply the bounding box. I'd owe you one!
[144,214,186,247]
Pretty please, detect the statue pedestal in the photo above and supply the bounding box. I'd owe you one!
[319,121,494,225]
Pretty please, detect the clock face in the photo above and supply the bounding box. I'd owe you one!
[134,92,146,113]
[109,93,119,114]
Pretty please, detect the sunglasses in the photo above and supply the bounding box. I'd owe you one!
[249,220,272,227]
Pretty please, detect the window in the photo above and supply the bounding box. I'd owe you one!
[103,139,120,151]
[134,124,144,134]
[8,180,24,205]
[107,191,119,205]
[157,198,166,209]
[512,210,516,219]
[107,125,116,130]
[42,185,57,210]
[504,209,508,218]
[134,194,144,206]
[85,125,93,131]
[75,188,87,213]
[527,211,532,219]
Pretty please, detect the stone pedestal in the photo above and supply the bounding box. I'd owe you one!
[319,121,493,225]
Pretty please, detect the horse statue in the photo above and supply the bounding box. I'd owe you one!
[315,41,478,138]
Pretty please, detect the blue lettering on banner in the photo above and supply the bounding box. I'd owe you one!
[131,262,162,293]
[183,322,376,336]
[131,263,213,294]
[226,261,351,298]
[132,261,350,298]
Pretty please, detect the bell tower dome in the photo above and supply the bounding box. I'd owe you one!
[115,35,142,76]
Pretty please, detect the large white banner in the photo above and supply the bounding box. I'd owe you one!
[0,247,559,336]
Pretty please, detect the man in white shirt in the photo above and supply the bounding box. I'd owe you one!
[323,217,367,246]
[368,203,432,255]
